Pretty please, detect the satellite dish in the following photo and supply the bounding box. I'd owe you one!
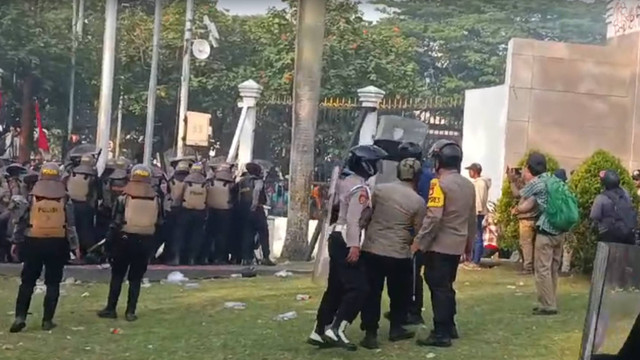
[192,39,211,60]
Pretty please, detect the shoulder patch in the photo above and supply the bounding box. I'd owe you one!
[358,189,368,205]
[427,179,445,208]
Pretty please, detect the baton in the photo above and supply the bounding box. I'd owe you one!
[412,254,417,302]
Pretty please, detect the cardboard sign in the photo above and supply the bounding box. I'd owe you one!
[185,111,211,147]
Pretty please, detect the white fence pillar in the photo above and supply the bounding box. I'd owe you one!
[357,86,385,145]
[236,80,263,168]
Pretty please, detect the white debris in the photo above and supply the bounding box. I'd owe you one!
[507,285,517,289]
[64,277,76,285]
[71,327,85,331]
[426,353,437,358]
[2,345,14,350]
[517,282,525,286]
[184,283,200,289]
[274,311,298,321]
[81,292,90,298]
[296,294,310,301]
[230,274,243,279]
[34,285,46,295]
[274,270,293,278]
[224,302,247,310]
[98,263,111,269]
[166,271,188,284]
[141,278,151,288]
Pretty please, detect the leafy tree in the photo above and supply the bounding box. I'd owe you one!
[568,150,639,273]
[494,151,559,251]
[372,0,607,97]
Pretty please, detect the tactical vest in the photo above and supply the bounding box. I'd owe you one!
[27,197,66,238]
[122,196,158,235]
[183,182,207,210]
[170,179,186,207]
[238,176,255,206]
[207,180,232,210]
[67,173,91,202]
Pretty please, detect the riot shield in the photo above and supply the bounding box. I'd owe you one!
[372,115,428,185]
[312,165,340,285]
[580,242,640,360]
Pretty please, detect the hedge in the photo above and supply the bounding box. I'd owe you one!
[495,151,559,251]
[568,150,639,273]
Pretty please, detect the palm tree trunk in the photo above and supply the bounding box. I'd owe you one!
[281,0,327,261]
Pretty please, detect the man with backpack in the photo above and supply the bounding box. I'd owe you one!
[512,152,579,316]
[590,170,637,244]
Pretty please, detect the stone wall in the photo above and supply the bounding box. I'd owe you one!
[503,32,640,171]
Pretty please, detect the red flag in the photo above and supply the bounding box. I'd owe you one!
[34,99,50,152]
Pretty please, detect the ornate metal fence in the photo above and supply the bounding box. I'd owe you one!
[253,95,464,182]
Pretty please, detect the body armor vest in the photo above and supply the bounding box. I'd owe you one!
[170,179,186,207]
[207,180,232,210]
[183,183,207,210]
[238,176,255,206]
[67,174,91,202]
[27,197,66,238]
[122,196,158,235]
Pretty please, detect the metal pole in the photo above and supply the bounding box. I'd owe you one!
[96,0,118,175]
[66,0,78,145]
[115,92,122,158]
[176,0,194,158]
[144,0,162,165]
[77,0,85,36]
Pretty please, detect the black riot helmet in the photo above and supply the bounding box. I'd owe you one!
[600,169,621,190]
[428,139,462,172]
[346,144,388,179]
[397,142,423,161]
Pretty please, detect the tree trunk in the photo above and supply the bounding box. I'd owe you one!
[19,74,35,164]
[281,0,327,261]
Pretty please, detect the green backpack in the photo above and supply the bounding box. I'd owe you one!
[542,175,579,233]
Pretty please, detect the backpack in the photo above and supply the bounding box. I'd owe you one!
[543,175,579,232]
[602,190,637,242]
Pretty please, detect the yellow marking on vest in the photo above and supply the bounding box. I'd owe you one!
[427,179,445,208]
[42,168,58,176]
[133,169,150,177]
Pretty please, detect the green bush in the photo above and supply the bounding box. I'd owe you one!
[495,151,559,251]
[568,150,639,273]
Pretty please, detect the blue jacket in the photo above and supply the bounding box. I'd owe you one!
[418,163,434,202]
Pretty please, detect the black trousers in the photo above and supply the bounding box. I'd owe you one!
[424,251,460,337]
[241,207,270,261]
[316,232,368,327]
[15,237,69,321]
[617,310,640,359]
[409,251,426,317]
[360,251,411,332]
[73,201,96,255]
[206,208,232,263]
[171,208,206,265]
[105,234,153,314]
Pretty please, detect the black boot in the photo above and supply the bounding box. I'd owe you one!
[98,277,123,319]
[9,317,26,333]
[359,330,379,350]
[389,326,415,342]
[261,258,276,266]
[125,281,141,321]
[306,322,327,347]
[42,285,60,330]
[406,313,425,325]
[323,320,357,351]
[417,332,452,348]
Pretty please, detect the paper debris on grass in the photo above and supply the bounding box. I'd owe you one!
[296,294,310,301]
[184,282,200,289]
[517,282,525,286]
[81,292,90,298]
[230,274,243,279]
[71,327,85,331]
[507,285,517,289]
[274,311,297,321]
[426,353,437,358]
[224,302,247,310]
[274,270,293,278]
[2,345,14,350]
[64,277,76,285]
[166,271,188,284]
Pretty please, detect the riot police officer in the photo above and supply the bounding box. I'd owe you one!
[97,159,128,242]
[9,163,80,332]
[413,140,476,348]
[237,163,272,266]
[66,154,99,255]
[307,144,387,351]
[98,164,162,321]
[166,160,190,265]
[359,157,425,350]
[172,162,207,265]
[204,163,234,264]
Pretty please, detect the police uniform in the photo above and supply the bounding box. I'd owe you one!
[236,163,270,266]
[166,161,190,265]
[10,163,80,333]
[66,155,99,255]
[359,158,425,349]
[98,165,162,322]
[204,163,234,264]
[97,159,129,243]
[150,167,169,263]
[414,140,476,347]
[171,163,207,265]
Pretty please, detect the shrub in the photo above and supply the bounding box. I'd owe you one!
[495,151,559,251]
[568,150,639,273]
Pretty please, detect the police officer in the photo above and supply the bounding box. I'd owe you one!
[359,157,426,350]
[98,164,162,321]
[172,162,207,265]
[97,159,128,242]
[204,163,234,265]
[151,166,169,263]
[9,163,80,333]
[66,154,99,255]
[307,144,387,351]
[237,163,273,266]
[166,160,190,265]
[413,140,476,348]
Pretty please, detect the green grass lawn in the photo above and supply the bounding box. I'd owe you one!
[0,266,593,360]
